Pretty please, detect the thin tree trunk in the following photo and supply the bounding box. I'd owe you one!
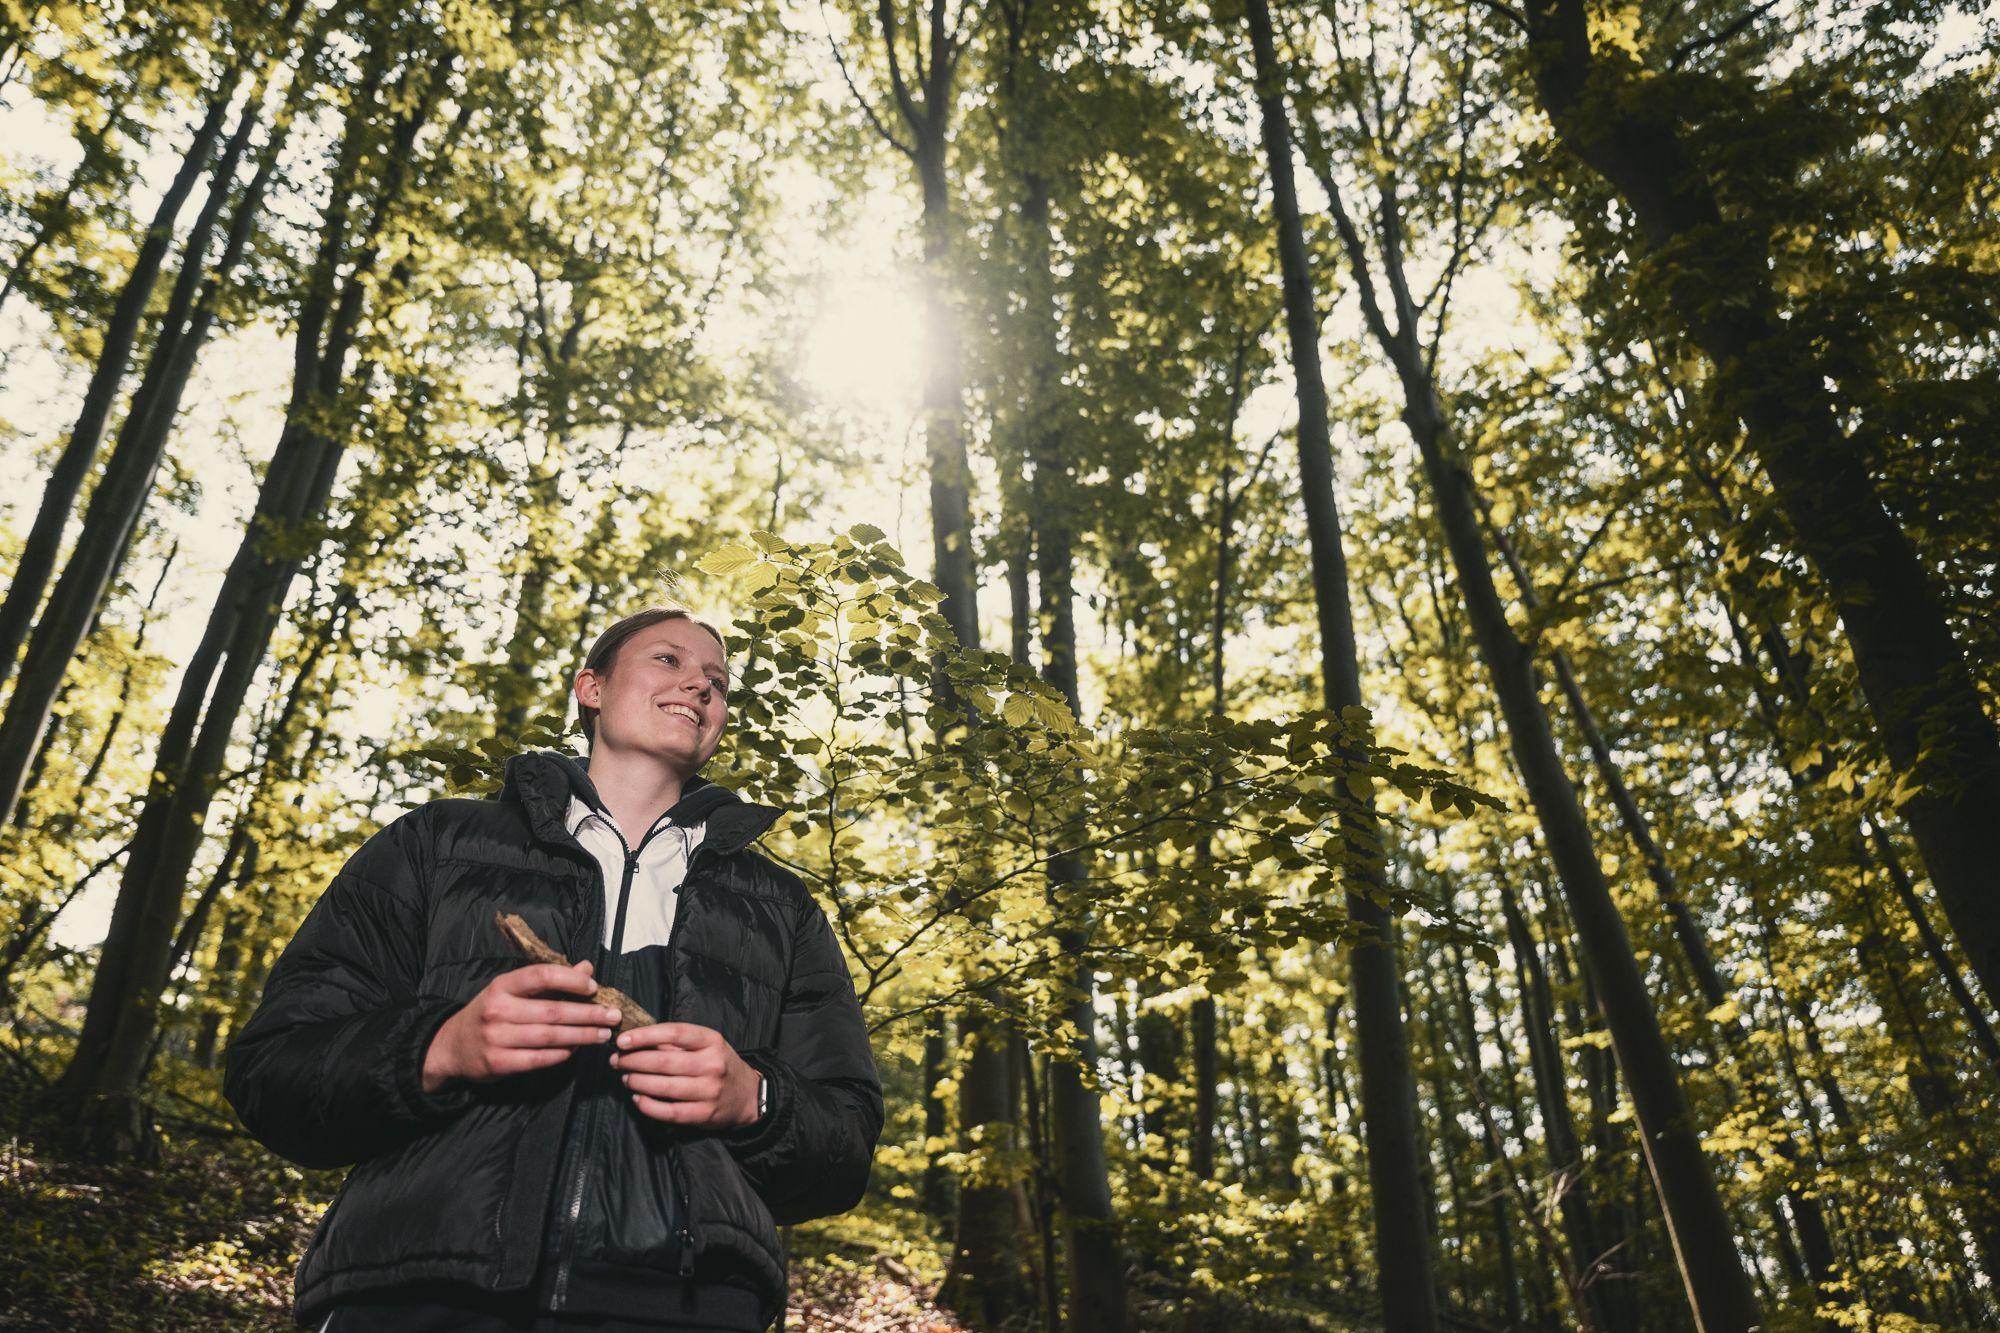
[1500,882,1631,1333]
[1015,1034,1063,1333]
[1417,962,1473,1311]
[48,56,442,1155]
[0,13,324,825]
[940,1008,1035,1325]
[921,1012,952,1223]
[1186,336,1251,1329]
[0,74,242,691]
[1133,982,1179,1173]
[1442,944,1526,1329]
[1241,2,1439,1325]
[1025,199,1130,1333]
[1317,154,1759,1323]
[1700,579,2000,1278]
[862,8,1033,1322]
[1190,996,1218,1183]
[1474,502,1844,1293]
[1868,822,2000,1079]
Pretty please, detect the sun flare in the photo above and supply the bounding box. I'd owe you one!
[798,274,927,414]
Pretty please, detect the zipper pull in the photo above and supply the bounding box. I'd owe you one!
[678,1227,696,1276]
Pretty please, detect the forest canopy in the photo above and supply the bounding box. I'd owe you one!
[0,0,1995,1328]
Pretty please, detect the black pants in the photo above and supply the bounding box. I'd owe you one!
[323,1299,753,1333]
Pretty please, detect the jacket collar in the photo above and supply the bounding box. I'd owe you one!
[500,749,781,856]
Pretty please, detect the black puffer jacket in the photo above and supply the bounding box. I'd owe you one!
[224,751,883,1329]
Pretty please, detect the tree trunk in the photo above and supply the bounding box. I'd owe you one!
[1500,882,1632,1333]
[921,1012,953,1224]
[1701,575,2000,1276]
[1417,961,1473,1311]
[1241,2,1440,1325]
[1133,981,1180,1173]
[1442,944,1526,1329]
[1476,504,1845,1294]
[1022,192,1131,1333]
[47,56,440,1153]
[0,14,323,826]
[0,74,242,692]
[1869,823,2000,1079]
[914,144,976,657]
[1371,290,1760,1331]
[1518,0,2000,1003]
[940,1009,1036,1325]
[864,8,1034,1321]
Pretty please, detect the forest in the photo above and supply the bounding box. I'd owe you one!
[0,0,1995,1328]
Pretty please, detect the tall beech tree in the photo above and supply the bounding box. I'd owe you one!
[1239,1,1442,1326]
[47,14,466,1154]
[830,3,1052,1324]
[0,0,334,827]
[1284,3,1762,1321]
[991,4,1134,1326]
[1493,0,2000,1002]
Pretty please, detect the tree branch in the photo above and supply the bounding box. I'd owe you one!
[819,0,916,156]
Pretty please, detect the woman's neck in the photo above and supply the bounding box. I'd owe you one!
[584,746,693,844]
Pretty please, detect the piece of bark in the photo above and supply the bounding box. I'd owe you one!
[494,911,655,1031]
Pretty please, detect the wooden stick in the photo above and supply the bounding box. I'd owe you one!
[494,911,656,1032]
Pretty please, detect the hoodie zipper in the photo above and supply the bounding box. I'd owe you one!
[550,813,679,1310]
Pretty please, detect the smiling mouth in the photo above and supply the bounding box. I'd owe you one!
[658,703,701,726]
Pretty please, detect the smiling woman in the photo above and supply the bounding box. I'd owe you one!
[574,607,732,775]
[798,273,927,412]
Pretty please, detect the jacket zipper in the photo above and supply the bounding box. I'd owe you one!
[551,813,684,1309]
[666,835,713,1279]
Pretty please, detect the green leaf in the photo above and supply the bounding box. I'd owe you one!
[1031,695,1072,730]
[697,545,758,575]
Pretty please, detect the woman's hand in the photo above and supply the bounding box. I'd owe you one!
[610,1022,762,1128]
[422,961,621,1092]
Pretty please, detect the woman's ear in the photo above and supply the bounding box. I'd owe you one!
[574,669,601,710]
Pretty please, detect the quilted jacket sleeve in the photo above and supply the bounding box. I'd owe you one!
[223,807,472,1169]
[724,894,884,1224]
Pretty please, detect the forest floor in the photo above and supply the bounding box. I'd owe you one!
[0,1062,966,1332]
